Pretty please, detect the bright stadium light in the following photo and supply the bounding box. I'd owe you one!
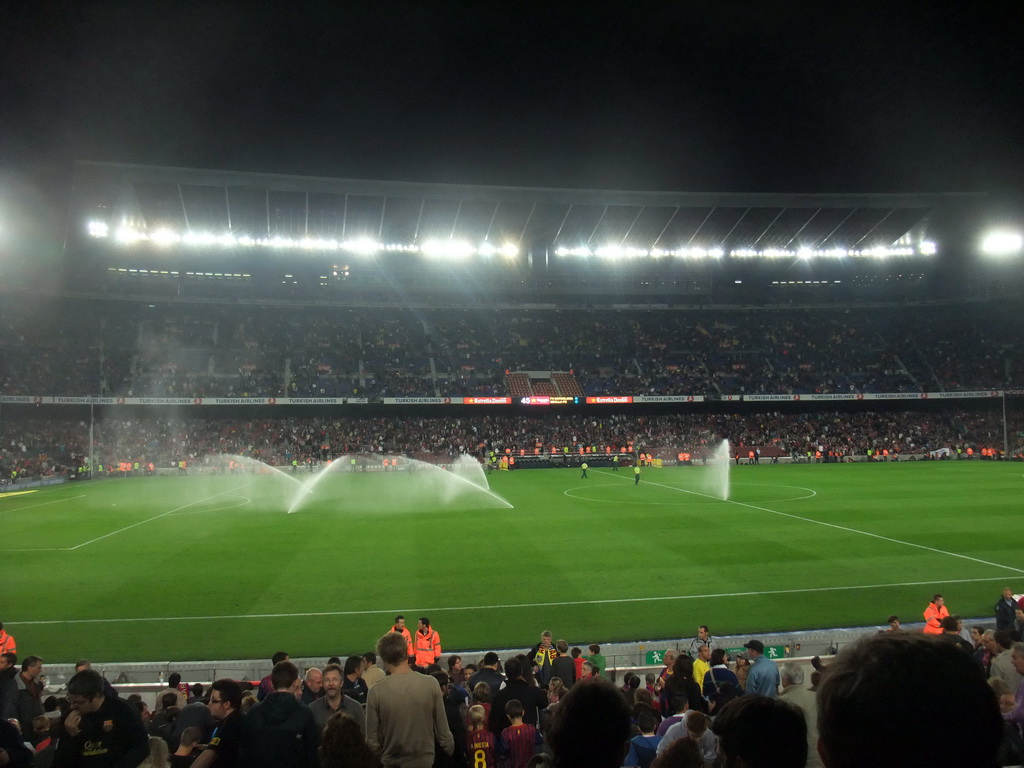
[87,220,109,238]
[500,243,519,258]
[918,240,937,255]
[982,231,1023,256]
[421,239,474,258]
[341,237,382,255]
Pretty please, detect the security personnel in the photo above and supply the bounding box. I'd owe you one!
[413,617,442,667]
[580,462,588,479]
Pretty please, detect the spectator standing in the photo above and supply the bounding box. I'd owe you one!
[488,658,547,738]
[550,641,576,689]
[361,653,385,690]
[256,652,289,702]
[342,656,368,705]
[711,696,807,768]
[14,655,44,736]
[467,653,505,697]
[241,660,319,768]
[57,669,150,768]
[299,668,323,705]
[998,588,1019,632]
[309,663,365,734]
[741,641,780,698]
[365,632,454,768]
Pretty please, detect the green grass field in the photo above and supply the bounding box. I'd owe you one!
[3,460,1021,662]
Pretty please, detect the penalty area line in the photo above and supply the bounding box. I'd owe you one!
[10,574,1017,626]
[594,469,1024,576]
[0,494,87,516]
[68,483,255,550]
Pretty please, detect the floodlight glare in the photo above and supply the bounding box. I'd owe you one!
[87,221,109,238]
[982,231,1023,255]
[341,237,381,254]
[500,243,519,258]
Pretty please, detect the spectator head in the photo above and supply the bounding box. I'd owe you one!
[468,704,487,729]
[22,655,42,677]
[304,667,322,692]
[995,630,1013,650]
[1011,642,1024,677]
[209,679,243,715]
[712,696,807,768]
[503,657,523,681]
[650,738,703,768]
[570,647,582,659]
[671,653,695,681]
[556,639,569,654]
[886,615,900,629]
[147,736,169,766]
[940,615,959,633]
[0,652,15,670]
[816,633,1002,768]
[742,639,765,658]
[447,655,462,671]
[636,707,658,735]
[167,672,181,687]
[318,712,374,768]
[504,698,524,721]
[540,630,553,646]
[344,656,362,676]
[74,659,91,672]
[179,725,202,749]
[67,669,107,713]
[546,678,631,768]
[377,632,410,668]
[191,682,204,699]
[161,691,178,709]
[241,694,258,715]
[363,652,377,666]
[686,711,709,740]
[270,660,300,694]
[589,644,601,655]
[471,682,491,704]
[271,651,289,666]
[710,648,728,667]
[482,651,500,668]
[548,677,567,701]
[31,715,50,738]
[780,662,805,688]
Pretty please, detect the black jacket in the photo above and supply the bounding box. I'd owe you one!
[241,691,319,768]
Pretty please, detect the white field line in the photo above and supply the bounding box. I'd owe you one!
[10,574,1016,626]
[67,482,255,550]
[0,494,86,516]
[597,468,1024,575]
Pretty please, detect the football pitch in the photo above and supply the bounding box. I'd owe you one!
[3,460,1021,662]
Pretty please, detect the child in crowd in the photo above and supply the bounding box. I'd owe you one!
[466,704,497,768]
[497,699,543,768]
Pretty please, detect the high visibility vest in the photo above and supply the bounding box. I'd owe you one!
[414,629,441,665]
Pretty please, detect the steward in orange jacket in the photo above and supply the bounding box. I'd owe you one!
[388,615,414,659]
[923,594,949,634]
[414,617,442,666]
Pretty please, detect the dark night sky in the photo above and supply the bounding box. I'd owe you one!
[1,0,1022,200]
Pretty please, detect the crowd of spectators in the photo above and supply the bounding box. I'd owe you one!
[2,602,1022,767]
[1,302,1021,399]
[1,408,1021,481]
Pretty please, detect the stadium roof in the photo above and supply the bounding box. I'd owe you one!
[74,161,983,255]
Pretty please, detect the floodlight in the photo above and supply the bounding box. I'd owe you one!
[500,243,519,258]
[87,221,109,238]
[708,248,724,258]
[152,228,179,246]
[981,231,1023,255]
[115,226,143,243]
[342,237,382,255]
[477,242,497,256]
[918,241,937,255]
[421,239,474,258]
